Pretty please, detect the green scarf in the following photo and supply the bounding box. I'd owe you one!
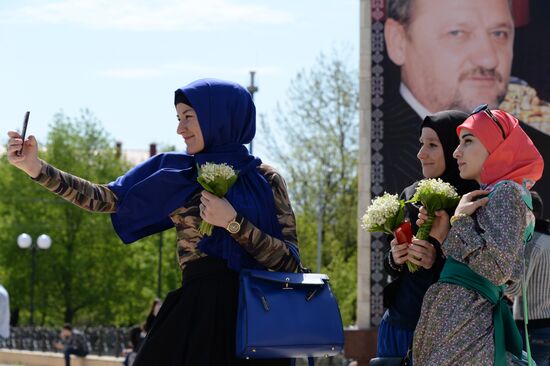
[439,256,522,365]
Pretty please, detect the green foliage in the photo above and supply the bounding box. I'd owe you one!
[324,250,357,326]
[0,110,179,326]
[262,48,359,325]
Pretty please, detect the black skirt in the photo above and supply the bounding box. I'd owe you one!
[133,256,291,366]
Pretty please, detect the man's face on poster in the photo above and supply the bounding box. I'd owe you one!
[385,0,514,113]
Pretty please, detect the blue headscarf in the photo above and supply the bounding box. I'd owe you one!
[108,79,283,271]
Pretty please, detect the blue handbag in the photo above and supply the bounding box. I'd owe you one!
[236,245,345,365]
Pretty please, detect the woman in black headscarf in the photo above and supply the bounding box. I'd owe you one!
[377,110,478,359]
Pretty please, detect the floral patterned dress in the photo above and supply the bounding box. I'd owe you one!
[413,181,532,365]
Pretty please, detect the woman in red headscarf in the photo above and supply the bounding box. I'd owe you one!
[412,106,544,366]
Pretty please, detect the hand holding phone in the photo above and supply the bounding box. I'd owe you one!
[17,111,30,156]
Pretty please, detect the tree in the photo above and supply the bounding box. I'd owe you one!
[0,110,180,325]
[261,48,359,325]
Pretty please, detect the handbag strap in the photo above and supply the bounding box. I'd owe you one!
[286,242,312,273]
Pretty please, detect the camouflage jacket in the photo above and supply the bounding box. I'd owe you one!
[33,161,299,272]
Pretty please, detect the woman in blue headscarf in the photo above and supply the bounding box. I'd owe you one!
[7,79,298,365]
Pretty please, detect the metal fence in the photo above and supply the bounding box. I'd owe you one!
[0,327,353,364]
[0,326,129,357]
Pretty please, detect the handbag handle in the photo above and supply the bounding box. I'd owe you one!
[286,242,312,273]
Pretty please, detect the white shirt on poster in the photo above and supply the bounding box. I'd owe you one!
[400,83,433,121]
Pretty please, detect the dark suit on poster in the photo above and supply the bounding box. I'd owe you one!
[379,92,423,196]
[380,92,550,218]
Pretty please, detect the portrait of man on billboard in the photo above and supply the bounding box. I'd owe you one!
[378,0,550,213]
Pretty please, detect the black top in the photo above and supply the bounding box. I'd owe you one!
[382,182,446,330]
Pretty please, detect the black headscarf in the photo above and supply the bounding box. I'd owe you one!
[421,110,479,196]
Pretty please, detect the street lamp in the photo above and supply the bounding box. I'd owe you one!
[17,233,52,325]
[247,71,258,154]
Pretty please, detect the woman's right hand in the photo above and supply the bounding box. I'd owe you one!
[390,238,409,265]
[454,190,490,216]
[6,131,42,178]
[416,207,450,244]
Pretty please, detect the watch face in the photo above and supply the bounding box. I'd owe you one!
[228,221,240,233]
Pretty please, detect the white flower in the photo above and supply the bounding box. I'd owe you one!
[199,163,236,182]
[361,193,401,230]
[415,178,459,198]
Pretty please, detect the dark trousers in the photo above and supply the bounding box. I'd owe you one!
[64,347,88,366]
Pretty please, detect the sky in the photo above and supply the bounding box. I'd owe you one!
[0,0,358,159]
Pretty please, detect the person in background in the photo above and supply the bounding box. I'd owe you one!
[508,191,550,365]
[123,326,143,366]
[54,324,89,366]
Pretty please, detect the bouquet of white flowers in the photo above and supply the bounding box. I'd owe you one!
[361,193,406,234]
[410,178,460,241]
[197,162,238,236]
[361,193,415,271]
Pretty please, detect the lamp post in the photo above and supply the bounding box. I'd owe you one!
[17,233,52,325]
[247,71,258,154]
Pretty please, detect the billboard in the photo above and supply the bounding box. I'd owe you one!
[369,0,550,325]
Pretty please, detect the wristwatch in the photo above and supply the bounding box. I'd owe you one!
[226,215,242,234]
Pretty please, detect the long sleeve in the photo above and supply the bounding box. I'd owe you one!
[171,165,300,272]
[443,181,527,286]
[230,167,299,272]
[383,244,403,277]
[32,160,118,213]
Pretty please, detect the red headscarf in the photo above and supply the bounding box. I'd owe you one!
[457,109,544,189]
